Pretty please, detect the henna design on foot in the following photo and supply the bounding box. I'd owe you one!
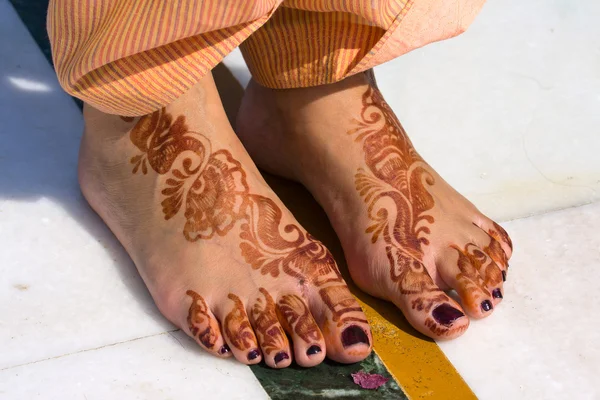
[124,109,366,342]
[186,290,218,349]
[224,293,257,352]
[277,294,323,344]
[452,243,503,294]
[348,86,459,332]
[490,221,513,252]
[250,288,288,356]
[483,236,509,269]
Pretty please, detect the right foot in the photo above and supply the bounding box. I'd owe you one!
[79,73,372,368]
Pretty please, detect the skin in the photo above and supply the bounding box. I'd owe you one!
[78,72,372,369]
[236,69,514,340]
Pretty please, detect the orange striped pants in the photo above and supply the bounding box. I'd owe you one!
[47,0,485,116]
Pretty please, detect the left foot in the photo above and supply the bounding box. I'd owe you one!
[237,71,513,340]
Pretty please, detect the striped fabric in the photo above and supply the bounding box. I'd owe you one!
[47,0,485,116]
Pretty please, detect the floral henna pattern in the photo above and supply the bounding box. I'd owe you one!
[124,109,366,337]
[127,109,248,239]
[186,290,218,349]
[250,288,288,355]
[277,294,323,344]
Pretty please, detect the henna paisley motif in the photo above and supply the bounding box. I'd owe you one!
[349,87,440,297]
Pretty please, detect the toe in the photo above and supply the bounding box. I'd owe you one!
[277,294,326,367]
[387,250,469,340]
[250,288,292,368]
[469,226,507,301]
[184,290,231,358]
[219,293,262,365]
[315,283,372,363]
[475,218,513,261]
[438,245,497,318]
[482,235,509,282]
[478,247,505,306]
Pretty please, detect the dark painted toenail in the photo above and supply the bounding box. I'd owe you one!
[341,325,370,348]
[219,344,230,355]
[247,349,260,361]
[502,271,507,282]
[306,345,322,356]
[481,300,493,312]
[274,351,289,364]
[432,304,465,326]
[493,288,503,299]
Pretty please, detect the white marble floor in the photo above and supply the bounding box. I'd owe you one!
[1,0,598,398]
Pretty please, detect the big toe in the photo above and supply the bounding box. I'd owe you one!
[389,258,470,340]
[315,283,373,363]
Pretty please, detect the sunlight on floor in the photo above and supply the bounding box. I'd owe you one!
[7,76,53,92]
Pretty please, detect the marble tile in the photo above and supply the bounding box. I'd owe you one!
[224,0,600,222]
[438,202,600,400]
[0,0,171,369]
[0,331,268,400]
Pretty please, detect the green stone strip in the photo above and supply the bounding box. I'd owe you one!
[9,3,408,399]
[250,353,406,400]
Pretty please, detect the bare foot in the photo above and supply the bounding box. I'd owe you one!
[79,73,372,368]
[237,71,513,340]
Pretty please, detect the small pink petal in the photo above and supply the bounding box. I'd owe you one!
[351,371,389,390]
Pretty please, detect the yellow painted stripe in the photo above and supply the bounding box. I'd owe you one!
[355,296,476,399]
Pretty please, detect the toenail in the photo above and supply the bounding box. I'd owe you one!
[219,344,230,355]
[502,271,507,281]
[432,304,465,326]
[481,300,493,312]
[247,349,260,361]
[274,351,290,364]
[306,345,322,356]
[492,288,503,299]
[341,325,370,348]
